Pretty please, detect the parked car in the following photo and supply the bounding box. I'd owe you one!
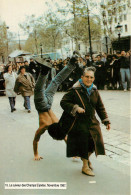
[0,64,5,95]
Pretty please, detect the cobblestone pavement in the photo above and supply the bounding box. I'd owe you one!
[52,90,131,167]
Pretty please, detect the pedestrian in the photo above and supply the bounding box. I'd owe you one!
[55,67,111,176]
[95,55,106,90]
[101,53,107,63]
[105,55,113,89]
[24,61,30,72]
[85,54,92,67]
[78,57,84,68]
[14,66,35,113]
[33,54,79,160]
[118,51,131,91]
[110,55,120,89]
[4,65,17,112]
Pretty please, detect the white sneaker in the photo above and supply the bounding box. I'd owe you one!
[124,89,127,92]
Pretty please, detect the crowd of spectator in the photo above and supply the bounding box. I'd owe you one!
[3,49,131,92]
[48,50,131,92]
[1,50,130,113]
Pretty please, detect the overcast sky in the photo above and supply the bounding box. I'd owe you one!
[0,0,66,39]
[0,0,101,39]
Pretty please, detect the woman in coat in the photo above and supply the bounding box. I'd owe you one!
[60,67,111,176]
[4,65,17,112]
[14,66,35,113]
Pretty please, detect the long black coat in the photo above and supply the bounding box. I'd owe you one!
[60,81,110,159]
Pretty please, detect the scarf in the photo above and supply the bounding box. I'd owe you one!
[79,78,93,96]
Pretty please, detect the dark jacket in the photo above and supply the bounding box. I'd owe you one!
[95,60,106,83]
[60,81,110,158]
[86,59,92,67]
[118,56,130,69]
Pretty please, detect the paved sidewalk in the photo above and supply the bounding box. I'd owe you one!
[102,128,130,166]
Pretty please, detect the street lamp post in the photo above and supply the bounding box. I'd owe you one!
[115,23,122,52]
[105,36,108,54]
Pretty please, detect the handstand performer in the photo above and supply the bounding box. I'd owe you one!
[33,54,79,160]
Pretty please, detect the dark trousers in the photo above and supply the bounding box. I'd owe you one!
[8,97,16,111]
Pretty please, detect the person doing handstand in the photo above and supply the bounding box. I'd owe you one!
[33,55,79,160]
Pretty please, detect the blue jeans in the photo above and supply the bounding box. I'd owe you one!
[34,63,75,112]
[24,96,31,110]
[120,68,131,89]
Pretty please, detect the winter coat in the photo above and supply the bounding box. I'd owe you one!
[60,81,110,158]
[86,59,92,67]
[14,73,35,97]
[4,72,17,97]
[118,56,130,69]
[95,61,105,79]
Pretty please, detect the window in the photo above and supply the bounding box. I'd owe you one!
[123,5,126,10]
[119,15,123,22]
[121,26,123,33]
[124,14,127,20]
[125,25,128,32]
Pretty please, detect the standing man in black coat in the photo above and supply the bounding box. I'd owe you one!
[118,51,130,91]
[85,54,92,67]
[111,55,120,89]
[94,55,105,89]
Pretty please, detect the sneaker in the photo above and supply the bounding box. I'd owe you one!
[13,108,16,111]
[28,110,31,113]
[124,89,127,92]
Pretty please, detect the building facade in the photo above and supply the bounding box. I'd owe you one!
[100,0,131,52]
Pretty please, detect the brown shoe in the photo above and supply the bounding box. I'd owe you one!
[88,160,93,170]
[82,167,95,176]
